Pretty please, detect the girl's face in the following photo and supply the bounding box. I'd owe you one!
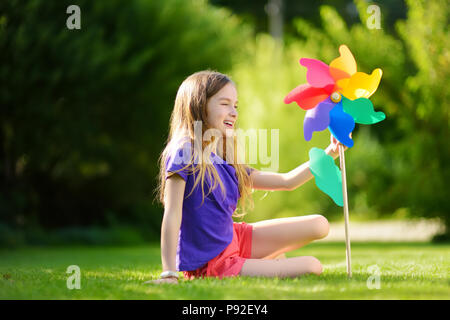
[206,82,238,136]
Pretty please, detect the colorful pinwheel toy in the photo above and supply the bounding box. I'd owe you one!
[284,44,385,148]
[284,45,386,278]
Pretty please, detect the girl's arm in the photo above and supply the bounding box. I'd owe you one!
[159,174,186,282]
[250,142,342,191]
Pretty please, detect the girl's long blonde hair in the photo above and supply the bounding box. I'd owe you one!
[155,70,254,218]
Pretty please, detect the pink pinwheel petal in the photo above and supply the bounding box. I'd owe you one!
[284,84,330,110]
[300,58,336,88]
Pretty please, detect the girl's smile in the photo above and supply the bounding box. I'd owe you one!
[223,120,234,128]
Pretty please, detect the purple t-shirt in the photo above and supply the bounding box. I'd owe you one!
[164,143,243,271]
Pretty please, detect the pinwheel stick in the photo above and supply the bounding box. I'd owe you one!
[339,144,352,278]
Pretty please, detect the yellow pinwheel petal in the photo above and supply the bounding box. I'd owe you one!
[329,45,357,82]
[339,68,383,100]
[336,78,349,91]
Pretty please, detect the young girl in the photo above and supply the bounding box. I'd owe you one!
[150,70,347,284]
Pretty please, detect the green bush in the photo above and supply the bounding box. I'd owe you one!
[232,0,449,236]
[0,223,26,248]
[287,0,449,235]
[0,0,252,239]
[51,226,145,246]
[0,224,146,247]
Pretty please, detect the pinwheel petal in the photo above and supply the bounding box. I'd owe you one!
[309,147,343,207]
[328,102,355,148]
[303,98,335,141]
[341,96,386,124]
[336,78,349,91]
[284,84,330,110]
[339,69,383,100]
[329,45,357,82]
[300,58,335,88]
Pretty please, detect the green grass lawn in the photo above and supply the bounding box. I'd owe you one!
[0,242,449,300]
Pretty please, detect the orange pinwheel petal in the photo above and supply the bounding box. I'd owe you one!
[284,84,330,110]
[329,45,357,82]
[339,68,383,100]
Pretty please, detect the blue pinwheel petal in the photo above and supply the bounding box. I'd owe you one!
[303,97,335,141]
[328,101,355,148]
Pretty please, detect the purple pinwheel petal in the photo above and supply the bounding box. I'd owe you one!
[328,101,355,148]
[303,98,335,141]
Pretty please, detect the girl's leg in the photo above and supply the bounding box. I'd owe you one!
[249,215,329,259]
[273,253,286,259]
[240,256,323,278]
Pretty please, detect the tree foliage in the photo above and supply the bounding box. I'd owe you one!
[236,0,449,233]
[0,0,252,240]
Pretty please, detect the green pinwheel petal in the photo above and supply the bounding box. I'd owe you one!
[342,96,386,125]
[309,148,343,207]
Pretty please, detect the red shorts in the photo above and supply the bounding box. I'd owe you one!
[183,222,253,279]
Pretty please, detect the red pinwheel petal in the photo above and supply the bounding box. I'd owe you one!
[284,84,330,110]
[300,58,336,88]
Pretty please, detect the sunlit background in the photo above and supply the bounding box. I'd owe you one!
[1,0,448,247]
